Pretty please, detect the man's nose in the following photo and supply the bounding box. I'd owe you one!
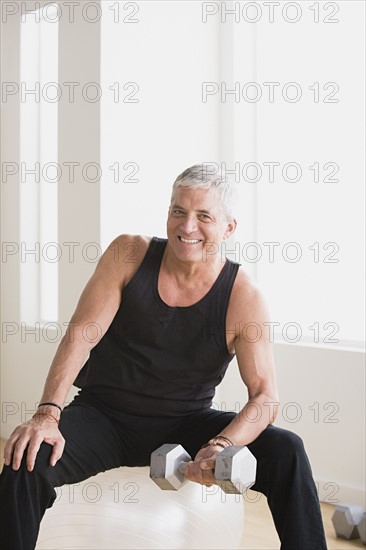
[180,214,198,234]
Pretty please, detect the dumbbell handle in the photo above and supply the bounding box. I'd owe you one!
[178,461,189,474]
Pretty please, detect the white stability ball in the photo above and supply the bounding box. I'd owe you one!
[37,466,246,549]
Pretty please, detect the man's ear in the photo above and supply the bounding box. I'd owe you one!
[224,218,237,239]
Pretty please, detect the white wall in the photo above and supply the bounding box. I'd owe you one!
[216,344,365,506]
[254,1,365,345]
[100,1,221,246]
[1,1,100,437]
[1,0,22,440]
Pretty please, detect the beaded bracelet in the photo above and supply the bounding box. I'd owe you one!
[200,434,235,451]
[200,440,227,450]
[33,412,59,424]
[216,435,234,446]
[38,401,62,412]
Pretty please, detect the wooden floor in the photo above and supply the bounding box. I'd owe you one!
[0,439,364,549]
[241,496,365,549]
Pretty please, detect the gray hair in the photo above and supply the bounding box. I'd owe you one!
[169,164,238,221]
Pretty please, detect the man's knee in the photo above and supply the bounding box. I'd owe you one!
[27,441,55,478]
[278,428,305,454]
[1,442,55,484]
[269,427,314,493]
[258,425,307,466]
[0,444,57,509]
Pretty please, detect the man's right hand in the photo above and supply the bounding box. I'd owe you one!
[3,414,65,472]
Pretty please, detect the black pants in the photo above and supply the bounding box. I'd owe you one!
[0,393,327,550]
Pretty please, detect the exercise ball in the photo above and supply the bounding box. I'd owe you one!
[36,466,245,549]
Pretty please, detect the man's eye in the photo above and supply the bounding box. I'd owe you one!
[199,214,211,221]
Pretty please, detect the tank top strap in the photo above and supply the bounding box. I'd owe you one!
[122,236,165,295]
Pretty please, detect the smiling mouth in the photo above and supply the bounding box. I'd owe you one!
[178,236,202,244]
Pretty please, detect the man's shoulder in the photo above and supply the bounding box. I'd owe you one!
[113,233,153,245]
[109,234,155,287]
[231,266,258,294]
[111,233,154,258]
[228,266,266,317]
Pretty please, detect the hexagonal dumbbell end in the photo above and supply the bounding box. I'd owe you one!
[214,446,257,494]
[357,512,366,545]
[150,443,191,490]
[331,503,364,539]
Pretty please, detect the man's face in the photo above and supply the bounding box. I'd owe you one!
[166,186,236,263]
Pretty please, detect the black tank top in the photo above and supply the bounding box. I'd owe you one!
[74,236,240,416]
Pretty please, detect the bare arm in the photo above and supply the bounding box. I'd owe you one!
[4,234,143,471]
[38,235,130,408]
[185,273,279,486]
[217,281,280,446]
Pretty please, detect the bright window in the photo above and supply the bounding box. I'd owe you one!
[231,2,365,349]
[20,4,59,325]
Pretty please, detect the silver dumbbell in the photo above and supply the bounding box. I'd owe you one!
[332,503,364,540]
[150,443,257,494]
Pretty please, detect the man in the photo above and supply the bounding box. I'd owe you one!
[0,165,327,549]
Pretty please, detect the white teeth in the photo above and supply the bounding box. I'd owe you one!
[180,237,200,244]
